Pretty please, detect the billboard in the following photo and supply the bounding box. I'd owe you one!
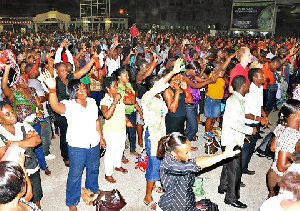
[231,1,277,32]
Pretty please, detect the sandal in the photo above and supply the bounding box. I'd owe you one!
[191,146,198,151]
[115,167,128,174]
[143,200,156,210]
[105,175,116,183]
[43,168,51,176]
[81,187,95,197]
[80,188,93,205]
[121,156,129,164]
[155,186,165,193]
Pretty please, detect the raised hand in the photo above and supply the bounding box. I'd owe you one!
[180,80,187,90]
[173,58,184,74]
[41,70,56,89]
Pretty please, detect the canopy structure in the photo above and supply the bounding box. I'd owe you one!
[33,10,70,32]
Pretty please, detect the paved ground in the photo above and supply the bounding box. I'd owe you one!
[39,111,278,211]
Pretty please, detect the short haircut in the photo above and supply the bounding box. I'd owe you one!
[24,63,34,74]
[0,161,25,204]
[66,79,81,100]
[236,47,249,62]
[144,75,160,90]
[0,101,9,111]
[102,77,117,93]
[232,75,247,91]
[248,68,261,83]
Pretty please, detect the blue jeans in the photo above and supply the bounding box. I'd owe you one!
[145,129,161,181]
[242,123,259,171]
[265,89,277,113]
[32,122,47,170]
[66,144,100,207]
[91,90,103,115]
[185,104,198,141]
[126,112,137,152]
[40,117,52,156]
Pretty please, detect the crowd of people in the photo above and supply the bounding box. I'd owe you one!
[0,25,299,211]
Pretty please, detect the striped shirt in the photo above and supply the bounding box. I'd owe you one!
[158,154,201,211]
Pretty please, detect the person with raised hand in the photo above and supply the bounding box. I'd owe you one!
[42,70,106,211]
[141,58,185,210]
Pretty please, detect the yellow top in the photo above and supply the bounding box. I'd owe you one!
[206,78,225,99]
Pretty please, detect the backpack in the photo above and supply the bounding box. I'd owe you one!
[255,132,275,160]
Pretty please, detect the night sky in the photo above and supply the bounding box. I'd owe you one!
[0,0,81,17]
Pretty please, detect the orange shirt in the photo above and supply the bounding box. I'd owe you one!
[262,62,274,89]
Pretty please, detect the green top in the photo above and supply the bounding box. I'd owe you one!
[80,74,91,85]
[118,82,135,114]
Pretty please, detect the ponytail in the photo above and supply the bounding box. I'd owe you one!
[157,132,188,158]
[278,99,300,125]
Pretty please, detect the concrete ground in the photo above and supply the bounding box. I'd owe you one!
[39,111,278,211]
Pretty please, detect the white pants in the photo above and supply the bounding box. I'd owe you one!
[103,129,126,176]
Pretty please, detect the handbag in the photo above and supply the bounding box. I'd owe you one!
[204,132,220,154]
[135,156,148,172]
[196,198,219,211]
[93,189,126,211]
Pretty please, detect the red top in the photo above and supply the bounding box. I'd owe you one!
[130,26,139,37]
[229,63,250,86]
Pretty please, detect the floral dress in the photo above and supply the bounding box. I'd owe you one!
[10,87,39,123]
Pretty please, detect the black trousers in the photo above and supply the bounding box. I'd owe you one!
[219,146,242,203]
[54,113,69,161]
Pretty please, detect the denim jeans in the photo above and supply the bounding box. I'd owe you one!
[32,122,47,170]
[54,113,69,161]
[91,90,103,115]
[40,117,52,156]
[242,123,260,171]
[126,112,137,152]
[66,144,100,207]
[265,89,277,113]
[185,104,198,141]
[144,129,161,181]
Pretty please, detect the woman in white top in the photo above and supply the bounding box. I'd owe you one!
[42,71,106,211]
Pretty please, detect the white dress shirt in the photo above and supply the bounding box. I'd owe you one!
[221,91,253,147]
[245,82,263,124]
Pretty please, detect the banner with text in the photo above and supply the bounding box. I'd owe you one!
[231,1,276,31]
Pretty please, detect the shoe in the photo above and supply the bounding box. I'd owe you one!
[240,181,246,187]
[45,154,56,160]
[224,200,247,208]
[64,160,70,167]
[114,167,128,174]
[243,169,255,175]
[130,151,141,157]
[105,175,116,183]
[218,188,227,194]
[121,156,129,164]
[43,168,51,176]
